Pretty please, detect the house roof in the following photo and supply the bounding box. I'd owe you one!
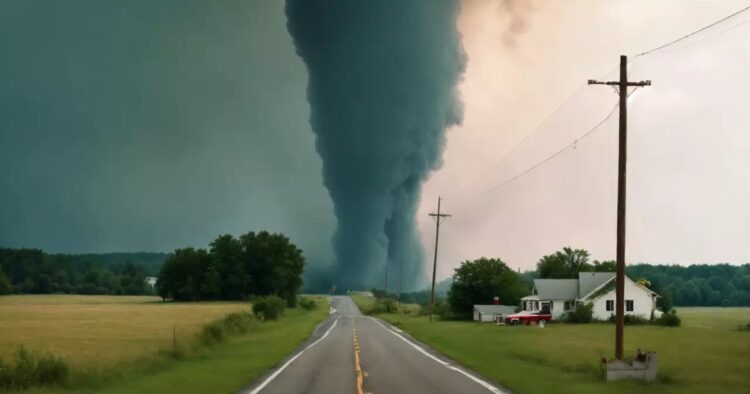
[578,272,616,298]
[473,305,516,315]
[534,279,579,300]
[531,272,658,301]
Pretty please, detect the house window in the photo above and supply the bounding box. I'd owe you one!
[606,300,614,311]
[534,301,539,310]
[564,301,574,311]
[626,300,634,312]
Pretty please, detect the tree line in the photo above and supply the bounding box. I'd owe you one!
[0,249,165,295]
[156,231,305,306]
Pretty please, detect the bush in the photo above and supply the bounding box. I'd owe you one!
[362,298,398,315]
[655,309,681,327]
[199,312,256,346]
[607,314,650,325]
[199,321,226,346]
[738,323,750,332]
[299,297,318,311]
[0,346,69,389]
[252,295,286,321]
[565,303,593,323]
[222,312,256,334]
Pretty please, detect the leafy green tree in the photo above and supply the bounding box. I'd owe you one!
[0,269,12,294]
[209,234,246,300]
[240,231,305,307]
[592,260,616,272]
[537,247,593,278]
[448,257,528,319]
[201,265,223,299]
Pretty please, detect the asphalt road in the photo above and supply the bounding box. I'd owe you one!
[240,296,508,394]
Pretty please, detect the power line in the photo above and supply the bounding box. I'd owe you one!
[446,5,749,204]
[454,103,619,203]
[448,64,621,200]
[636,5,750,57]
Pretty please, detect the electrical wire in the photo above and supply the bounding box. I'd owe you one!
[636,5,750,57]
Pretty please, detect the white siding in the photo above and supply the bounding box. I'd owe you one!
[590,278,656,320]
[550,300,568,319]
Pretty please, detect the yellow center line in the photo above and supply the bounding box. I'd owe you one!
[353,319,365,394]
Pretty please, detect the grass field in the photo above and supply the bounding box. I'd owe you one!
[0,295,250,369]
[1,294,330,393]
[23,299,329,394]
[352,296,750,394]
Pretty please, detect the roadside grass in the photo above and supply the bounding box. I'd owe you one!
[16,296,329,394]
[352,296,750,394]
[0,295,249,369]
[350,293,420,316]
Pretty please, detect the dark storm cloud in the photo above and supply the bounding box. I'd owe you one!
[285,0,466,290]
[0,1,335,269]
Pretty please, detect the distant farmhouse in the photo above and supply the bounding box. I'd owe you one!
[521,272,660,320]
[144,276,157,288]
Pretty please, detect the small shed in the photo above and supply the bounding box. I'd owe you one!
[473,305,517,322]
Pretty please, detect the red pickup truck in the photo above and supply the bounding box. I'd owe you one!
[504,311,552,325]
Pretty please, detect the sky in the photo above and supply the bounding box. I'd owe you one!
[1,0,748,287]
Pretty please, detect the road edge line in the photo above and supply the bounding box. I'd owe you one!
[369,317,509,394]
[243,317,339,394]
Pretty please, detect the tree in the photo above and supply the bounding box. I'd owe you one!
[156,248,210,301]
[209,234,245,300]
[240,231,305,307]
[448,257,528,319]
[592,260,616,272]
[0,269,12,294]
[537,247,593,278]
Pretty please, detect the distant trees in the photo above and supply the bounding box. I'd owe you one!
[156,231,305,306]
[0,248,161,296]
[536,247,591,279]
[448,257,529,319]
[534,247,750,307]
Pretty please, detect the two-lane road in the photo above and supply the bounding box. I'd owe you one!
[241,296,507,394]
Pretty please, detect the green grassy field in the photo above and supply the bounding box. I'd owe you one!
[352,296,750,394]
[0,295,250,369]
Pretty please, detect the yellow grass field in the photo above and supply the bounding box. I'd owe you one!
[0,295,249,369]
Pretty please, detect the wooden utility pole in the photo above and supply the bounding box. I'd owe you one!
[398,261,403,307]
[428,197,451,323]
[588,55,650,360]
[384,262,388,296]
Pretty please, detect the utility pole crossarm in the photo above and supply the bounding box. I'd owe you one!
[588,79,651,87]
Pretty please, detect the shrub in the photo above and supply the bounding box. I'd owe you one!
[566,303,593,323]
[656,309,681,327]
[738,323,750,332]
[198,312,256,346]
[607,314,649,325]
[252,295,286,321]
[363,298,398,315]
[299,297,318,311]
[199,321,226,346]
[222,312,256,334]
[0,346,69,389]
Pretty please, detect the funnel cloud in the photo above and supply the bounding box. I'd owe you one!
[286,1,466,290]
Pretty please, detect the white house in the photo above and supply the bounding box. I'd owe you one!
[144,276,158,288]
[520,272,659,320]
[473,304,517,322]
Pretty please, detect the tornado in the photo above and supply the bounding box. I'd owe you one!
[286,0,466,290]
